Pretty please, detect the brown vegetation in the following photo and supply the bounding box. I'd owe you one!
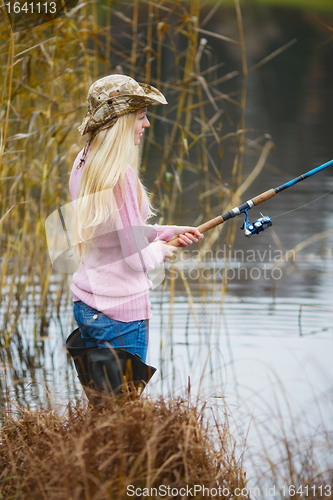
[0,397,247,499]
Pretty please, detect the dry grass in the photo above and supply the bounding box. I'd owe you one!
[0,396,247,499]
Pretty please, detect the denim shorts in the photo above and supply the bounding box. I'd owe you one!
[73,301,148,363]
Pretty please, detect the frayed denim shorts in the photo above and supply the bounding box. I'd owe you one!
[73,301,148,363]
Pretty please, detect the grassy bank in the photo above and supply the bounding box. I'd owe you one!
[1,394,332,499]
[0,397,246,499]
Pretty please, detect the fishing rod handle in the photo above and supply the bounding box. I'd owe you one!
[166,215,224,247]
[252,188,276,205]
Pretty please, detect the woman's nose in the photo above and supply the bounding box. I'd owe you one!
[144,117,150,127]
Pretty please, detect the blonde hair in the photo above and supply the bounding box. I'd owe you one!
[72,111,154,259]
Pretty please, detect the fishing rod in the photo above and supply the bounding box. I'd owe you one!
[167,158,333,246]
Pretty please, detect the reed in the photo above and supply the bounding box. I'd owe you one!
[242,385,333,500]
[0,396,247,499]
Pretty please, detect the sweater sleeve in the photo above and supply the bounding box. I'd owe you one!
[114,167,169,272]
[149,223,175,242]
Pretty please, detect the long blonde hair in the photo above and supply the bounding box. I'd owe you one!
[72,111,154,259]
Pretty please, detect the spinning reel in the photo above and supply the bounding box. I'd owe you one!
[241,210,272,238]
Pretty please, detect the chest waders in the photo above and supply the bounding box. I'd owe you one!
[66,329,156,406]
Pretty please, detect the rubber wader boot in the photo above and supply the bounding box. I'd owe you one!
[66,328,156,405]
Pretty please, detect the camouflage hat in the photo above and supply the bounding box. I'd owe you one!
[78,74,167,136]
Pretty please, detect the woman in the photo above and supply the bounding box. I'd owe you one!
[69,74,203,365]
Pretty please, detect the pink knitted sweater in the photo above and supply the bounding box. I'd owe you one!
[69,149,175,321]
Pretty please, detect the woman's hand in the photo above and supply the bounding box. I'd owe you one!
[173,226,204,246]
[160,242,178,262]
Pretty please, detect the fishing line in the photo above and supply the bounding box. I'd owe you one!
[271,189,333,220]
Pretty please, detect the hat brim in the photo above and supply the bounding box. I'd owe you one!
[78,81,167,136]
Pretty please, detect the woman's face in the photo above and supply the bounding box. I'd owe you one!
[134,107,150,146]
